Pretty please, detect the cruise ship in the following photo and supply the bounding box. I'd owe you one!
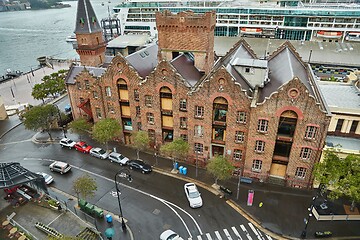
[113,0,360,42]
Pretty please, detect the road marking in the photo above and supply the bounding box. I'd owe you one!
[197,236,202,240]
[0,139,32,146]
[215,231,223,240]
[248,223,262,240]
[206,233,212,240]
[266,235,272,240]
[232,226,242,240]
[240,224,252,240]
[223,229,233,240]
[110,191,121,197]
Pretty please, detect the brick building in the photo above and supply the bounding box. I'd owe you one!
[65,2,331,188]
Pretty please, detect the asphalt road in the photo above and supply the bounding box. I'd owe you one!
[0,97,270,239]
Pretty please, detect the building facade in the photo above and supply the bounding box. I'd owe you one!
[66,4,331,188]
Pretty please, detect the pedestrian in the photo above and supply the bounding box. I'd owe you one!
[259,202,263,208]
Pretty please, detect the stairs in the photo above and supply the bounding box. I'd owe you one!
[35,222,63,238]
[268,176,286,186]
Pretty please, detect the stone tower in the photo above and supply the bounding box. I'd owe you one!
[156,10,216,75]
[74,0,106,66]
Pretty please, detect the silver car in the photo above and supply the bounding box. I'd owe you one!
[89,147,110,159]
[108,152,129,165]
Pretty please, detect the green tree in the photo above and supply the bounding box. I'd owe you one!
[314,150,360,211]
[92,118,122,150]
[22,104,58,140]
[160,138,189,166]
[32,83,47,103]
[132,130,150,159]
[73,174,97,201]
[206,155,234,185]
[68,118,92,140]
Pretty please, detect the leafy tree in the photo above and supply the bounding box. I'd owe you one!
[92,118,122,150]
[32,83,47,103]
[160,138,189,166]
[206,155,234,185]
[314,150,360,211]
[73,174,97,201]
[22,104,58,140]
[68,118,92,140]
[132,130,150,159]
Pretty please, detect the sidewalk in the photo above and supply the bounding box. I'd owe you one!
[28,130,360,240]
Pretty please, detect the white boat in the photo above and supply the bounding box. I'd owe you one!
[112,0,360,42]
[66,35,77,43]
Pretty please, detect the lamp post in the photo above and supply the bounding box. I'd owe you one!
[114,168,132,233]
[53,104,67,138]
[301,196,316,239]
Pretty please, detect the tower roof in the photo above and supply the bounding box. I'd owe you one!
[75,0,102,34]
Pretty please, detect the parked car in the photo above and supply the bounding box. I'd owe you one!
[36,172,54,184]
[128,159,152,174]
[90,147,110,159]
[74,141,92,153]
[108,152,129,165]
[160,229,184,240]
[49,161,71,174]
[59,138,76,149]
[184,183,203,208]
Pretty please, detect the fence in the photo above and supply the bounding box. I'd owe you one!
[312,207,360,221]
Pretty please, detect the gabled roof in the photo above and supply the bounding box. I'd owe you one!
[125,43,158,79]
[0,162,42,189]
[171,53,203,87]
[74,0,102,34]
[65,64,106,84]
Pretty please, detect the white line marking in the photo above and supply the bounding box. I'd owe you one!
[240,224,252,240]
[223,229,233,240]
[23,157,203,237]
[266,235,272,240]
[231,226,242,240]
[0,139,32,146]
[248,223,262,240]
[206,233,212,240]
[47,212,64,226]
[215,231,223,240]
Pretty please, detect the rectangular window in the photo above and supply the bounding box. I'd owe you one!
[148,129,155,142]
[84,80,90,90]
[93,91,98,99]
[181,134,188,142]
[236,111,247,124]
[255,140,265,153]
[194,143,203,153]
[235,131,245,143]
[136,106,141,116]
[105,86,111,97]
[145,95,152,107]
[305,126,318,140]
[134,89,139,101]
[335,119,344,131]
[147,113,154,124]
[95,108,102,119]
[252,160,262,172]
[76,81,81,90]
[257,119,269,133]
[107,102,114,113]
[79,97,85,103]
[180,99,187,111]
[295,167,307,178]
[194,125,204,137]
[350,121,358,133]
[300,147,312,160]
[195,106,204,118]
[180,117,187,129]
[233,149,243,161]
[137,122,142,131]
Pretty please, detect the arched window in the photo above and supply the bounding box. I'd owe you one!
[278,110,298,137]
[213,97,228,122]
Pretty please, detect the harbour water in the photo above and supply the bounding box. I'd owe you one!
[0,0,118,74]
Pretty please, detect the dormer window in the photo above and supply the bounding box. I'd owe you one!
[245,67,250,73]
[79,18,84,28]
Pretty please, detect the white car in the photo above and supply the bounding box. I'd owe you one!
[184,183,203,208]
[89,147,110,159]
[108,152,129,165]
[59,138,76,149]
[160,230,184,240]
[37,172,54,185]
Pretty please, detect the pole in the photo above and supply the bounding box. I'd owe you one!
[115,172,127,233]
[301,196,316,238]
[236,173,241,200]
[53,104,67,138]
[155,153,158,166]
[195,150,198,178]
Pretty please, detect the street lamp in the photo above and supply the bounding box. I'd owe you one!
[301,196,316,238]
[114,168,132,233]
[53,104,67,138]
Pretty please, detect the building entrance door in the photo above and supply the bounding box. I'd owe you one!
[124,133,132,144]
[211,145,224,157]
[269,163,287,178]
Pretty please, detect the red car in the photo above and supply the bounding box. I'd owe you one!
[74,141,92,153]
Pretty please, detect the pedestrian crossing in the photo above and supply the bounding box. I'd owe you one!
[189,223,273,240]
